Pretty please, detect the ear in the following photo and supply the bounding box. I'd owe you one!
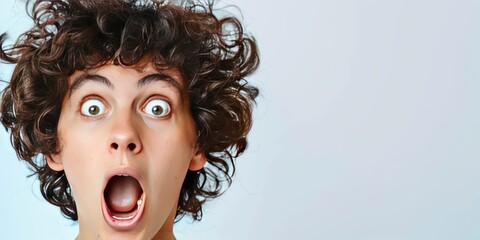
[45,154,64,171]
[189,150,207,171]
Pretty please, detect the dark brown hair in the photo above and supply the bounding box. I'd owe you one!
[0,0,258,221]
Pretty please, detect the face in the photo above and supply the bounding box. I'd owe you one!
[47,63,206,239]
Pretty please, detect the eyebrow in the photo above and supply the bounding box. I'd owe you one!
[137,73,183,92]
[69,72,184,97]
[70,74,113,92]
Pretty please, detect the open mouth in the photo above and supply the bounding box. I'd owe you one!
[102,175,145,229]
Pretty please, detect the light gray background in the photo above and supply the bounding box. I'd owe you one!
[1,0,480,239]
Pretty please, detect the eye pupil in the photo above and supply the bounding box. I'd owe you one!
[89,106,100,115]
[152,105,163,115]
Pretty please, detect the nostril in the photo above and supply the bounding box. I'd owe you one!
[128,143,136,151]
[111,143,118,150]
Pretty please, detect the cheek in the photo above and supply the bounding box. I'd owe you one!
[143,114,197,171]
[61,129,102,162]
[146,136,192,178]
[59,128,106,192]
[143,131,194,195]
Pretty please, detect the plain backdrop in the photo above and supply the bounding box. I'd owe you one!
[1,0,480,239]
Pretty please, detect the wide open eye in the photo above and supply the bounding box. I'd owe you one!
[81,99,107,117]
[143,99,170,118]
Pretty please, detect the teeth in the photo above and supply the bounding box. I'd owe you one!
[137,199,142,206]
[112,213,136,221]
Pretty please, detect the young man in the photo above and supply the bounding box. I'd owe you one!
[0,0,259,239]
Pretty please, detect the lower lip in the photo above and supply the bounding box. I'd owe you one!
[101,193,146,230]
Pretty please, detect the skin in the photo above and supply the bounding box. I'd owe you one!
[46,63,206,240]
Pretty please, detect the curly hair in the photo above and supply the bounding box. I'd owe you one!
[0,0,259,221]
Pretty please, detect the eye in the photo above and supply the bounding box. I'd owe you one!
[143,99,171,118]
[80,99,106,117]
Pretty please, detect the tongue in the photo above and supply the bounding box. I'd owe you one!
[104,176,143,213]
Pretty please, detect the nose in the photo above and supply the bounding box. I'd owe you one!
[108,114,142,154]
